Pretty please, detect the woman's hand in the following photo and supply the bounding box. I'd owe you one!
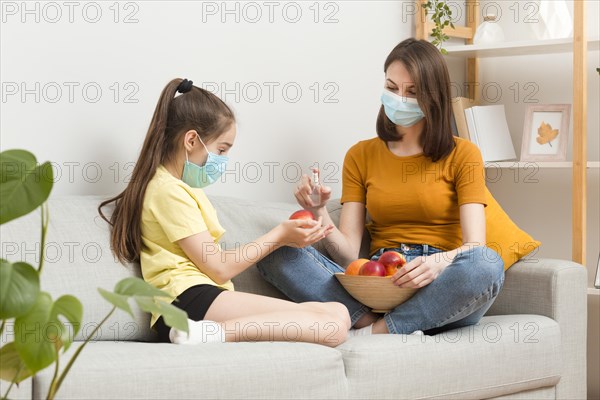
[274,216,334,248]
[294,174,332,210]
[390,255,452,288]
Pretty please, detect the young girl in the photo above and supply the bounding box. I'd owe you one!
[257,38,505,337]
[98,78,350,346]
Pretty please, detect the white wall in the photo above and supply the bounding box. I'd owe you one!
[1,1,414,203]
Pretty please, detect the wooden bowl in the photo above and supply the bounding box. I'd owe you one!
[334,273,419,313]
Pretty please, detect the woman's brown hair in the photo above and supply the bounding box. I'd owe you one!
[98,78,235,264]
[376,38,455,162]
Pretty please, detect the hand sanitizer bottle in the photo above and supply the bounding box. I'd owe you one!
[309,169,321,206]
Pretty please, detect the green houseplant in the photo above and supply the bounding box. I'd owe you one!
[0,149,188,400]
[422,0,455,54]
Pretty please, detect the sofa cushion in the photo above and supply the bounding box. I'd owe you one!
[485,385,556,399]
[337,314,561,400]
[33,341,348,399]
[0,378,31,400]
[481,188,541,270]
[212,195,295,299]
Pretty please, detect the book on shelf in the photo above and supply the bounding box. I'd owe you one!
[451,97,474,141]
[463,104,516,162]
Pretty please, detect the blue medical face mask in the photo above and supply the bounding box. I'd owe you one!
[380,89,425,127]
[182,134,229,188]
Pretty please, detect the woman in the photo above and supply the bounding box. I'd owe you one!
[257,38,505,336]
[98,78,350,346]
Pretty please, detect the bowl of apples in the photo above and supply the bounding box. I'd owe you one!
[334,251,418,313]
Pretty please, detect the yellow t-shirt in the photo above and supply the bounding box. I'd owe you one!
[140,164,234,326]
[341,136,487,255]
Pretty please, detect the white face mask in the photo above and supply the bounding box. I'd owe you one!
[380,89,425,127]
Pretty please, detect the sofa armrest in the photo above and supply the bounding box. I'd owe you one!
[487,258,587,400]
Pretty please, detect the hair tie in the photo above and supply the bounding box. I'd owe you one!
[177,79,194,94]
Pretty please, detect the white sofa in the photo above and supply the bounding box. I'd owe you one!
[0,195,587,399]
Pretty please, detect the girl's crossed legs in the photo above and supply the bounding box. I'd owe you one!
[157,286,351,347]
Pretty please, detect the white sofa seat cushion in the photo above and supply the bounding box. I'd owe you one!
[337,314,561,400]
[33,341,348,399]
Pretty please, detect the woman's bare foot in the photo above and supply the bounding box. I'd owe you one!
[371,317,390,334]
[353,311,380,328]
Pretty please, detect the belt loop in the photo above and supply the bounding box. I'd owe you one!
[423,244,429,255]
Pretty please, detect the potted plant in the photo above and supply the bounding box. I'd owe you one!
[422,0,455,54]
[0,149,188,400]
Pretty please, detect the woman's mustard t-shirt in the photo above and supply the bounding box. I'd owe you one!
[341,136,487,255]
[140,164,234,326]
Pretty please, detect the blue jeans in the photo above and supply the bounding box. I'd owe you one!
[256,244,505,335]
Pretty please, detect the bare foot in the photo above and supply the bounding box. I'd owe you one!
[371,318,390,334]
[353,312,380,329]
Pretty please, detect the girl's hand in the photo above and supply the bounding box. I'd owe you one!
[294,174,332,210]
[390,255,451,288]
[275,216,334,248]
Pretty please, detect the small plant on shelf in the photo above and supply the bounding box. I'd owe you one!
[422,0,455,54]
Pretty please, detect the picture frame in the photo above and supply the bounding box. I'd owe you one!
[595,253,600,289]
[520,104,571,162]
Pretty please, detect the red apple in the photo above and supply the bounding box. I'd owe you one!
[289,210,316,228]
[379,251,407,276]
[359,261,386,277]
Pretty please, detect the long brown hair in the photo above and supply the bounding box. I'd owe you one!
[98,78,235,264]
[376,38,454,162]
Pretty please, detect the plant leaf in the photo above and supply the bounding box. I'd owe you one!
[134,297,188,333]
[14,292,82,373]
[0,260,40,319]
[98,288,133,317]
[114,277,171,299]
[100,278,187,333]
[51,295,83,351]
[0,150,54,225]
[0,342,33,383]
[155,301,188,333]
[14,292,56,373]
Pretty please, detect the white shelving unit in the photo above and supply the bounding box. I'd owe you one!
[485,161,600,169]
[444,38,600,58]
[417,0,594,265]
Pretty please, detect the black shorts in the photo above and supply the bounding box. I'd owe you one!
[153,284,227,343]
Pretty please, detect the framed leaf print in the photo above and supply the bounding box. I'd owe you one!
[520,104,570,162]
[595,253,600,289]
